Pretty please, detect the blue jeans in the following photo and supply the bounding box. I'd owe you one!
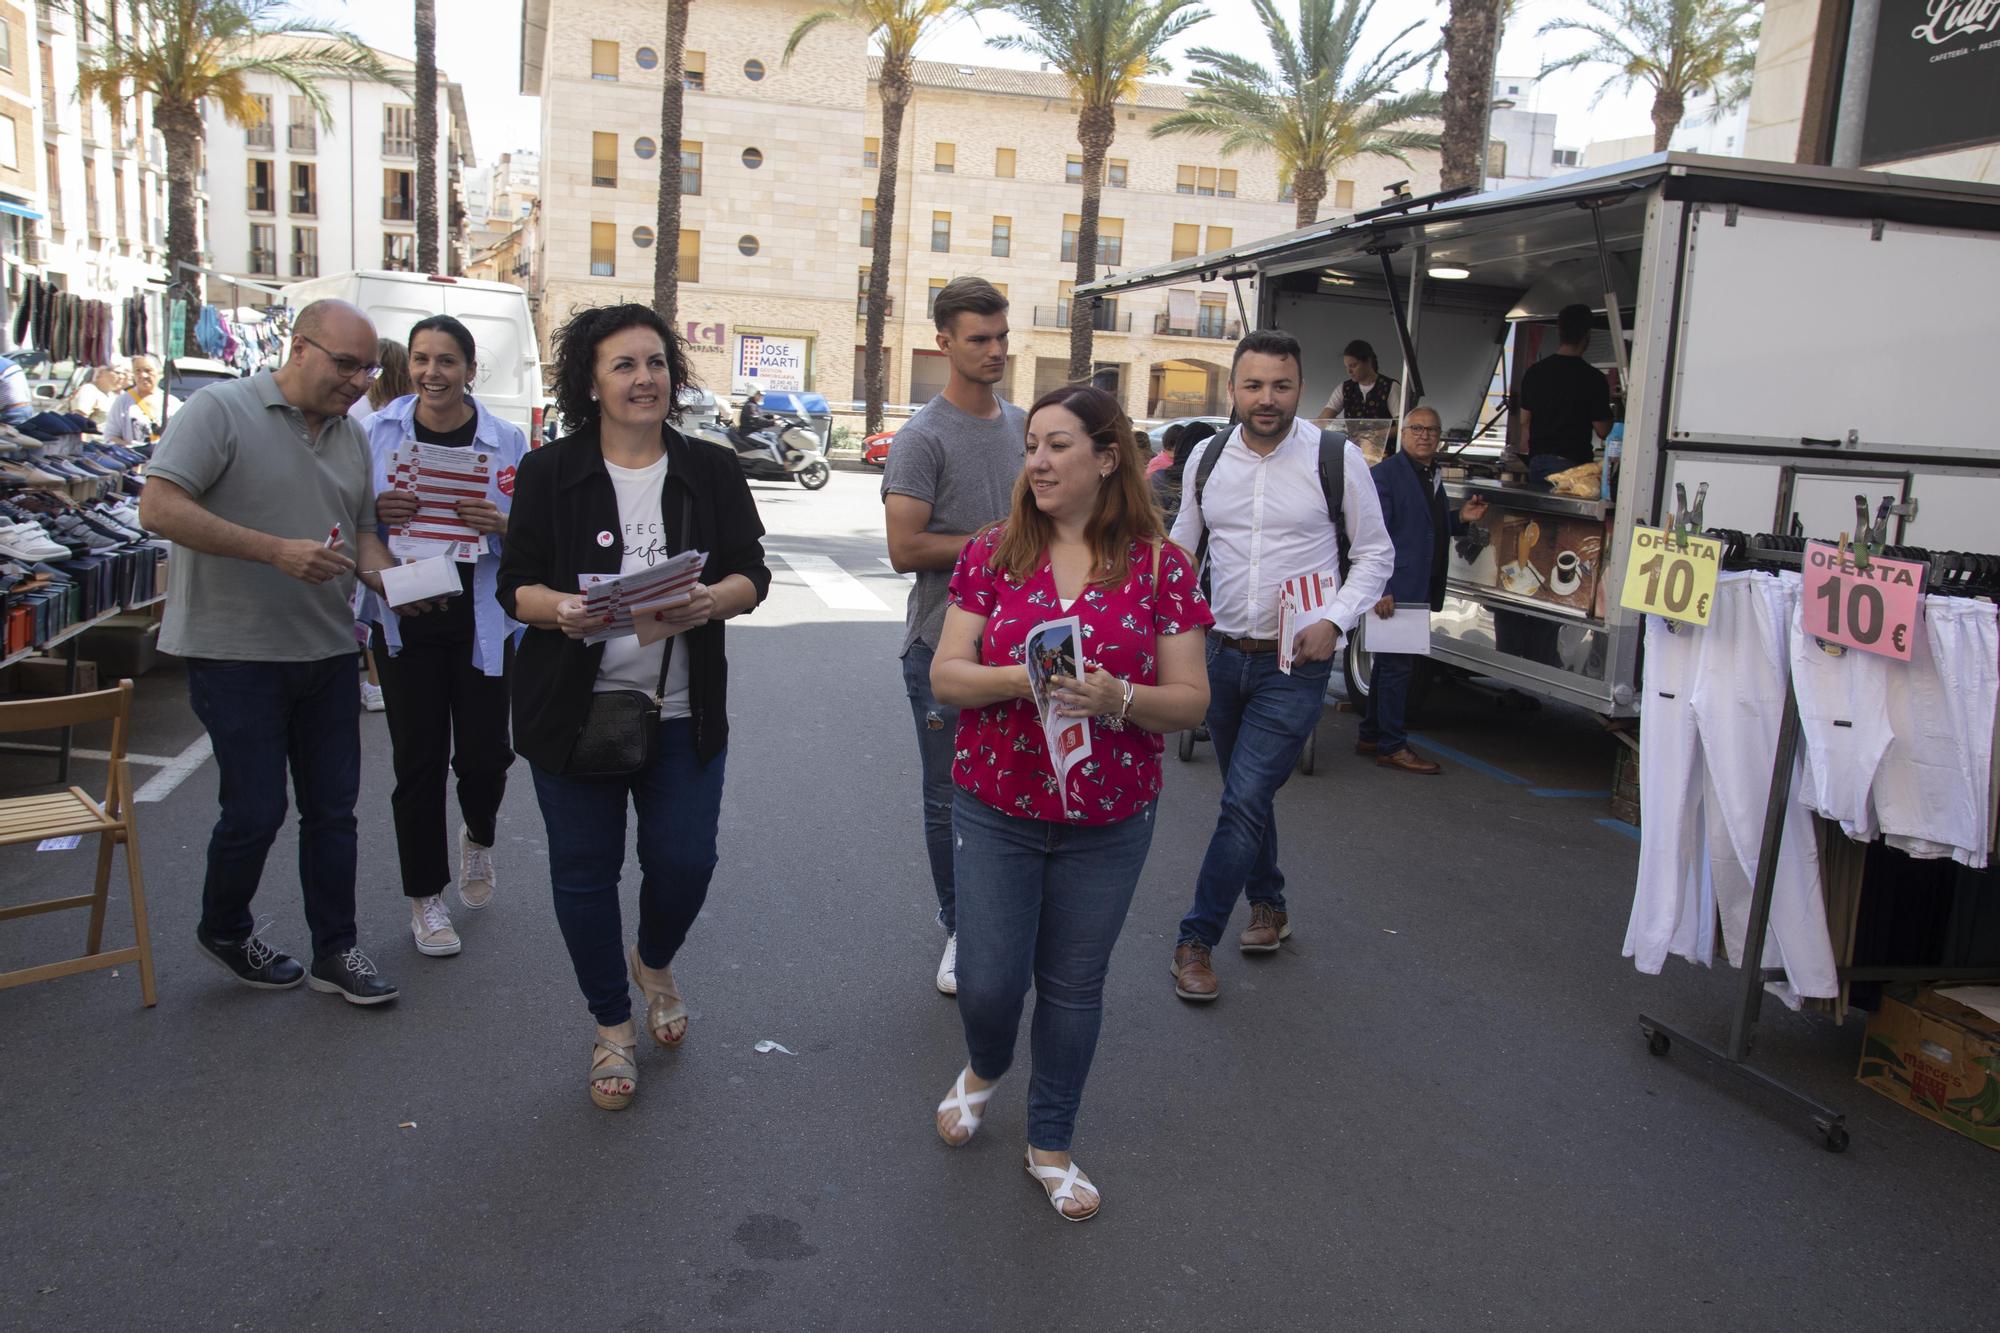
[953,790,1155,1152]
[902,642,958,933]
[1177,642,1332,948]
[1360,651,1416,755]
[186,655,362,960]
[529,718,726,1027]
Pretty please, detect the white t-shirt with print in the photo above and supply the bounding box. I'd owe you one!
[594,452,691,719]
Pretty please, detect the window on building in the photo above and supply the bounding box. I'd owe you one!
[42,144,57,236]
[1098,217,1123,266]
[995,147,1015,178]
[636,47,658,70]
[1107,159,1127,189]
[592,132,617,187]
[591,40,618,81]
[246,158,274,212]
[1334,178,1355,209]
[991,216,1010,258]
[857,267,870,318]
[863,137,878,169]
[289,162,316,216]
[1062,214,1078,263]
[859,198,874,248]
[684,51,706,90]
[383,105,413,158]
[680,229,700,282]
[1066,156,1084,185]
[927,278,947,317]
[82,157,99,233]
[1279,180,1295,202]
[1204,225,1231,254]
[249,222,275,276]
[288,96,315,152]
[934,142,954,174]
[244,94,273,148]
[1487,140,1507,179]
[1552,147,1581,168]
[383,168,413,222]
[590,221,616,276]
[1172,223,1199,262]
[930,211,950,253]
[1175,165,1237,197]
[681,141,702,195]
[384,232,416,271]
[743,58,765,81]
[0,18,12,72]
[1198,296,1230,339]
[291,225,318,278]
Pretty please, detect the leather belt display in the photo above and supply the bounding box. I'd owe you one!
[1214,633,1282,654]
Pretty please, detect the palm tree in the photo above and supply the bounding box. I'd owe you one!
[1438,0,1504,191]
[72,1,390,343]
[415,0,439,274]
[1151,0,1440,229]
[990,0,1209,383]
[786,1,978,435]
[1539,0,1761,152]
[654,0,695,325]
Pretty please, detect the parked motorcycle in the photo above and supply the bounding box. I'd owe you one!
[694,407,831,491]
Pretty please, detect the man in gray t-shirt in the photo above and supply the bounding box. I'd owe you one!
[881,278,1025,993]
[141,299,406,1007]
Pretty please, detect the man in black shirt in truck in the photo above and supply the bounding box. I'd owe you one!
[1517,303,1613,491]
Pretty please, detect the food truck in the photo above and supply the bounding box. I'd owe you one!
[1075,154,2000,718]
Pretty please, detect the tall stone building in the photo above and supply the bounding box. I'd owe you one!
[519,0,1441,422]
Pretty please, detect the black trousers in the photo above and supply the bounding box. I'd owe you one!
[371,625,514,898]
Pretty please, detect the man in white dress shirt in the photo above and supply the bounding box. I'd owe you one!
[1166,329,1394,1002]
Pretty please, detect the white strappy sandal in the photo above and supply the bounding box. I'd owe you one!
[935,1067,997,1146]
[1024,1150,1101,1222]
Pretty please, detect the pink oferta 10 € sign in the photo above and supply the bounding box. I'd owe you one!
[1800,541,1927,661]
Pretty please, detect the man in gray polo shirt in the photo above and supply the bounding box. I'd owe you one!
[141,299,405,1006]
[882,277,1025,995]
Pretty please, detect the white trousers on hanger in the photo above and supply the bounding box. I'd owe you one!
[1877,597,1998,869]
[1626,573,1839,1002]
[1790,574,1891,843]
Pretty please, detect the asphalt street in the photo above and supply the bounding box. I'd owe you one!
[0,467,1991,1331]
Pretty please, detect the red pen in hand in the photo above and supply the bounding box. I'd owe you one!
[323,524,341,549]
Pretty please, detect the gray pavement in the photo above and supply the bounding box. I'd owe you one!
[0,468,1990,1331]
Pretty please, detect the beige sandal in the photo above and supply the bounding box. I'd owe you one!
[628,945,689,1049]
[589,1032,637,1111]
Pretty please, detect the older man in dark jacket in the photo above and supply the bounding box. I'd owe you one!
[1358,407,1487,774]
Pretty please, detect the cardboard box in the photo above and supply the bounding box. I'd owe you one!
[1857,989,2000,1150]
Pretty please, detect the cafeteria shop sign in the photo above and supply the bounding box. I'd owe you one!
[733,333,809,395]
[1861,0,2000,166]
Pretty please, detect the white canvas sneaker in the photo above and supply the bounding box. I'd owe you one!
[410,894,461,956]
[359,682,385,712]
[936,933,958,996]
[458,827,496,910]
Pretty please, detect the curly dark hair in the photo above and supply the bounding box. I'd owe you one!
[549,303,698,434]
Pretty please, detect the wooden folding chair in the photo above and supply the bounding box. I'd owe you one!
[0,679,156,1005]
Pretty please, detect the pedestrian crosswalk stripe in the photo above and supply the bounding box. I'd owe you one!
[769,551,894,611]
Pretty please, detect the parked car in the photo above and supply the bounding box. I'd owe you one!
[862,430,895,467]
[164,357,240,402]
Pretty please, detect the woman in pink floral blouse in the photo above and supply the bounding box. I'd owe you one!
[929,383,1213,1221]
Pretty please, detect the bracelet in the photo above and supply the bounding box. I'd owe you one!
[1118,678,1135,721]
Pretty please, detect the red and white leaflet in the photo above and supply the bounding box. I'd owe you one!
[1024,616,1092,816]
[579,549,707,645]
[387,442,497,561]
[1277,569,1332,675]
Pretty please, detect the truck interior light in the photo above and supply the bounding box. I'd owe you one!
[1428,265,1471,280]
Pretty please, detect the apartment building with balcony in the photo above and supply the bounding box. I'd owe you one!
[202,39,472,292]
[520,0,1440,422]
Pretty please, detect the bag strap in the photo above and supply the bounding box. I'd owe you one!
[650,487,696,707]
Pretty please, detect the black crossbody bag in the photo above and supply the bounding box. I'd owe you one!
[560,490,695,778]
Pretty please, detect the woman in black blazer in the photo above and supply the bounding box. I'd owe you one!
[497,304,771,1111]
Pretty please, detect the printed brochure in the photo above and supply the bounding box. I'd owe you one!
[1023,616,1092,816]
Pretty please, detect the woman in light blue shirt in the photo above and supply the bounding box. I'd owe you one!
[361,315,531,959]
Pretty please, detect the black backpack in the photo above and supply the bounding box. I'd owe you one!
[1190,426,1355,592]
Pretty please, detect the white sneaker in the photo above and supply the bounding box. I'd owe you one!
[458,827,495,910]
[936,933,958,996]
[360,682,385,712]
[410,894,461,956]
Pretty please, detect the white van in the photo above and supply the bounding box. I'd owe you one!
[279,270,543,435]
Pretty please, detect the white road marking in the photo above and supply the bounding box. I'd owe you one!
[136,733,214,803]
[769,552,893,612]
[878,558,915,583]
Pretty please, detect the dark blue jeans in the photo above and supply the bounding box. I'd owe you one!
[953,790,1155,1152]
[1177,641,1331,948]
[186,655,361,960]
[901,641,958,934]
[1359,651,1416,755]
[529,718,726,1027]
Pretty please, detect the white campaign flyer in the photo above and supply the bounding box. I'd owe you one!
[1024,616,1092,816]
[1277,569,1333,675]
[579,550,707,645]
[386,441,497,561]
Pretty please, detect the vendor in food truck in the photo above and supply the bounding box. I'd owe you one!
[1317,339,1402,422]
[1516,304,1612,490]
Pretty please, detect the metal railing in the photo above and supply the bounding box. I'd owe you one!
[245,125,273,149]
[246,186,272,213]
[290,253,318,278]
[290,192,316,217]
[288,124,316,152]
[382,198,413,222]
[1153,311,1241,341]
[1035,303,1130,333]
[248,249,275,276]
[382,135,414,159]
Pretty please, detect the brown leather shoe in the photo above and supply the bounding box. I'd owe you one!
[1171,942,1219,1002]
[1377,748,1442,775]
[1354,739,1378,756]
[1238,902,1291,953]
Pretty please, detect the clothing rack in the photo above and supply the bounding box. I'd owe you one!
[1635,528,2000,1154]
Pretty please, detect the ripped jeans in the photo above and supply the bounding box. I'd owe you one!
[901,641,958,933]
